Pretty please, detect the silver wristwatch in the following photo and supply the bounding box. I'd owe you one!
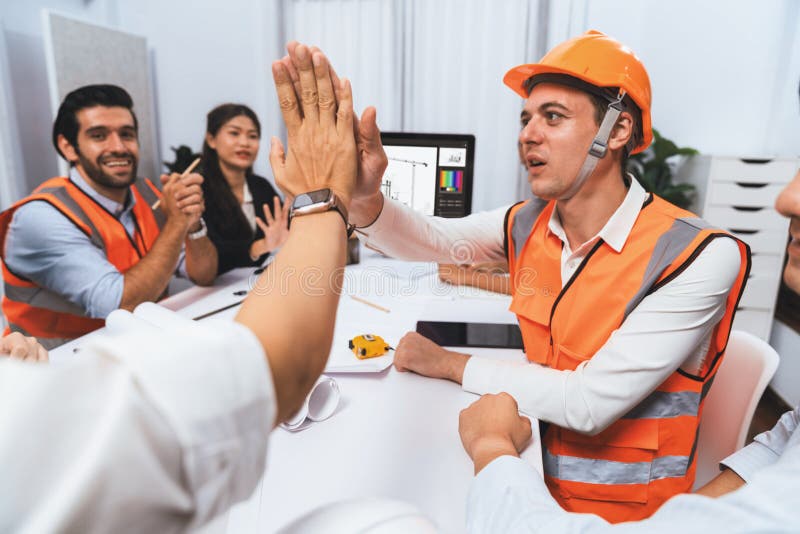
[289,188,354,237]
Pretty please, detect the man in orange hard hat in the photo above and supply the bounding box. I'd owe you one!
[457,81,800,533]
[275,32,749,522]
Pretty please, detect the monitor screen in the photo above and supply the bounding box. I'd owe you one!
[379,132,475,217]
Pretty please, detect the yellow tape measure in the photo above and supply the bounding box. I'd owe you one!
[348,334,394,360]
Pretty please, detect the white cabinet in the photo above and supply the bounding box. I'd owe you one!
[677,156,798,340]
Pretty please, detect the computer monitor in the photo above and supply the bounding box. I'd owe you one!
[379,132,475,217]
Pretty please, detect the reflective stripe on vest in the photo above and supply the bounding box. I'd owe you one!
[543,449,691,484]
[622,390,700,420]
[508,197,547,262]
[622,216,715,320]
[0,176,164,347]
[504,194,751,523]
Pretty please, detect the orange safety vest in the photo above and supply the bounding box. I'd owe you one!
[505,193,750,523]
[0,176,165,348]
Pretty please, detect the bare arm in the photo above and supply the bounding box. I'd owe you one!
[120,173,211,309]
[235,43,356,425]
[183,234,217,286]
[121,171,219,309]
[694,468,746,497]
[439,262,511,295]
[119,220,185,311]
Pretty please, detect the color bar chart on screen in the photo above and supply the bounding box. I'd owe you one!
[439,170,463,192]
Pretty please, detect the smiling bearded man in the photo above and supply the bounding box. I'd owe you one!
[0,84,218,348]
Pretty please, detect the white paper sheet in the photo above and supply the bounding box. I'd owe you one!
[325,295,424,373]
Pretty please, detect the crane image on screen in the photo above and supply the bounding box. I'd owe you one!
[382,145,437,215]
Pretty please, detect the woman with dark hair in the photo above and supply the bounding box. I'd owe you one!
[202,103,289,275]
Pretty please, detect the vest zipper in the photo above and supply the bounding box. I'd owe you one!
[548,239,604,347]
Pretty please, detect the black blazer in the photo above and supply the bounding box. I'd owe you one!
[207,174,281,275]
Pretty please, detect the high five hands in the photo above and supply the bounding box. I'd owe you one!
[268,43,357,209]
[271,42,388,227]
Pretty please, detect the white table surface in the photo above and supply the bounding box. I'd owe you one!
[50,251,542,533]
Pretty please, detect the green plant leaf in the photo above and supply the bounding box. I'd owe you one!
[624,128,698,209]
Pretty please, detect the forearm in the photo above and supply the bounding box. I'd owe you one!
[184,236,218,286]
[356,197,507,263]
[694,467,746,497]
[467,272,511,295]
[467,456,596,534]
[717,409,798,484]
[470,437,520,475]
[120,223,185,310]
[461,239,742,433]
[349,191,385,227]
[235,211,346,424]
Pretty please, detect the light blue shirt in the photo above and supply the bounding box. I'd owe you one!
[4,168,184,318]
[722,405,800,482]
[467,408,800,533]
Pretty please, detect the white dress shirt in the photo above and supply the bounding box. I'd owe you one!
[241,180,258,232]
[358,181,743,432]
[722,406,800,482]
[467,411,800,533]
[0,318,274,533]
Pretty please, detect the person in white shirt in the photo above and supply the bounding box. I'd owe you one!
[0,44,358,533]
[276,32,748,521]
[456,161,800,532]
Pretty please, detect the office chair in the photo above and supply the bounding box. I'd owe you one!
[693,329,780,489]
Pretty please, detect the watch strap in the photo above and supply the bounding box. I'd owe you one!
[187,217,207,240]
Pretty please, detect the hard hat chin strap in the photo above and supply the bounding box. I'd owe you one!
[558,91,625,201]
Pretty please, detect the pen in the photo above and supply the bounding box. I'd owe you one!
[151,157,201,210]
[350,295,391,313]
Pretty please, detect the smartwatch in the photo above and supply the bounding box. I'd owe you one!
[289,188,354,237]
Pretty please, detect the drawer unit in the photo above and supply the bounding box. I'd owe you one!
[676,155,798,340]
[750,253,784,276]
[732,308,773,340]
[709,157,797,185]
[739,274,782,310]
[709,182,786,207]
[704,206,788,231]
[727,229,788,255]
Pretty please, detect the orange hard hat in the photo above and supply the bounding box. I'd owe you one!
[504,30,652,154]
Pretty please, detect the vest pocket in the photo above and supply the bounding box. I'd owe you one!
[551,419,659,504]
[554,343,591,371]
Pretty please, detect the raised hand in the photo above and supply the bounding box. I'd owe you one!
[251,196,291,258]
[280,41,387,227]
[268,44,356,207]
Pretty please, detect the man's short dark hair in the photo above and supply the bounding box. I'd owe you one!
[52,84,138,160]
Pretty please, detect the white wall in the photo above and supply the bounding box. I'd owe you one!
[283,0,546,212]
[0,0,113,199]
[4,1,797,201]
[558,0,800,159]
[115,0,282,183]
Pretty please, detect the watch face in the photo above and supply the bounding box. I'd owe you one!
[293,188,332,208]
